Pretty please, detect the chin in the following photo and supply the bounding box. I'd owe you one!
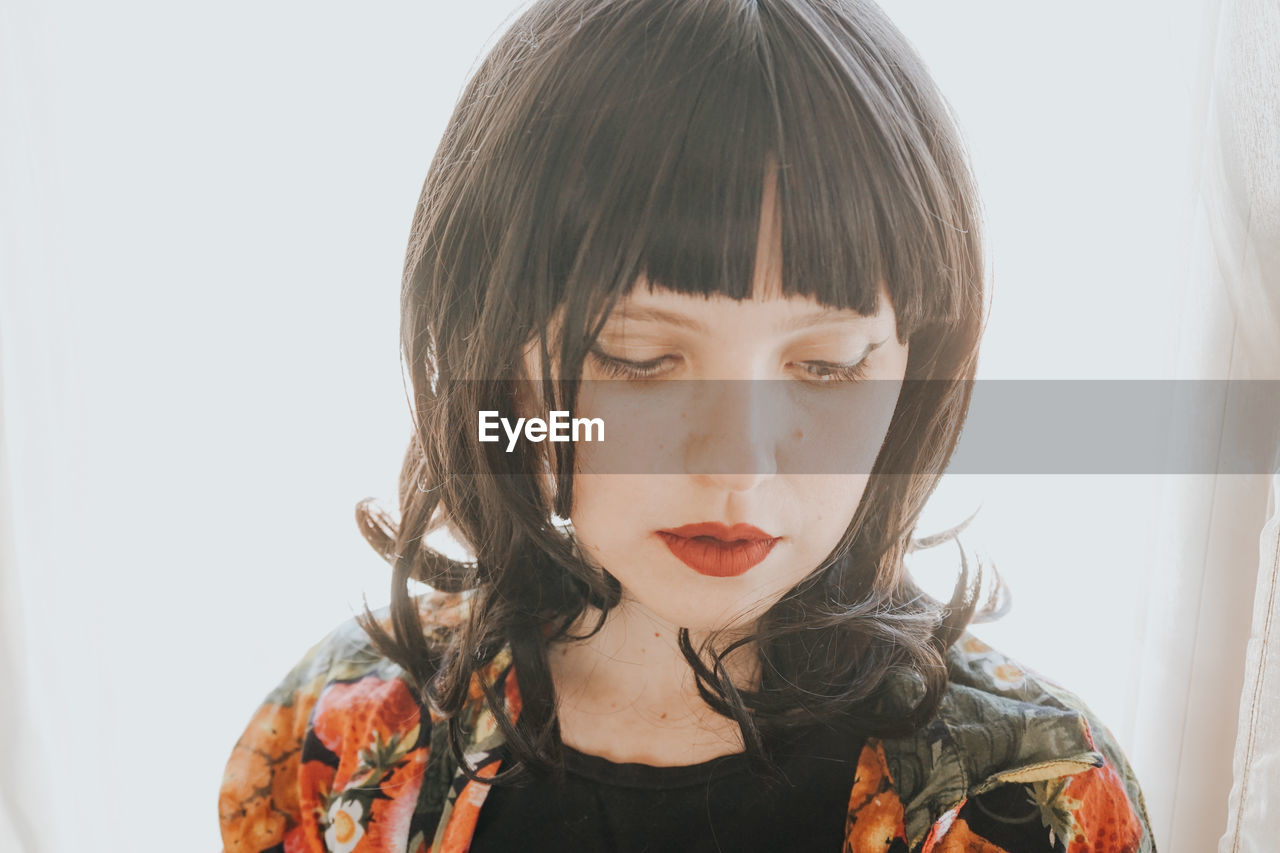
[640,590,774,638]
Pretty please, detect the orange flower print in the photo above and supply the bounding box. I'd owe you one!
[466,650,514,705]
[220,694,318,852]
[982,659,1026,691]
[311,676,423,791]
[1059,762,1142,853]
[289,759,337,853]
[324,799,365,853]
[290,675,431,851]
[844,741,907,851]
[439,761,503,853]
[359,748,430,850]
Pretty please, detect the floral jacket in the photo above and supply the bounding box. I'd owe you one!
[219,591,1154,852]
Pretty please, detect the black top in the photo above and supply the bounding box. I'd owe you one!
[471,722,865,853]
[469,720,1059,852]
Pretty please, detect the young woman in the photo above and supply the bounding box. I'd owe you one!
[218,0,1153,850]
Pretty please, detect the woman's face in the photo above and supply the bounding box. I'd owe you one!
[523,180,910,635]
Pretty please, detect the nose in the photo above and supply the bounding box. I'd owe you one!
[684,380,783,491]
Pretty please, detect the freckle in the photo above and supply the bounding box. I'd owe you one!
[610,702,617,708]
[660,712,667,719]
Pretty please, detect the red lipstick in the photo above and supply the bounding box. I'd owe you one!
[655,522,780,578]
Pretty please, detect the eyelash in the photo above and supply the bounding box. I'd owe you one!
[587,350,872,383]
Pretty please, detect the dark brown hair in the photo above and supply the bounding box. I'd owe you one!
[358,0,994,784]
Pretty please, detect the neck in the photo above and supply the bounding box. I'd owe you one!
[547,600,761,764]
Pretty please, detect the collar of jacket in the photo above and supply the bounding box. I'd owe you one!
[875,638,1106,846]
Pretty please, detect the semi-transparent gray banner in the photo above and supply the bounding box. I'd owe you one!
[452,380,1280,475]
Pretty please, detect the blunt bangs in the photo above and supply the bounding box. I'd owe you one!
[482,0,978,375]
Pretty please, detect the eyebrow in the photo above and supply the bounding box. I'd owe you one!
[607,304,879,333]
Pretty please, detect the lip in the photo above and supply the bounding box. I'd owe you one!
[655,522,781,578]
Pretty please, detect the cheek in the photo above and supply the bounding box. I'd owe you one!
[566,473,642,552]
[780,475,871,572]
[803,475,871,531]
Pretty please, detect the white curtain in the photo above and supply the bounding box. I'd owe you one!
[1212,0,1280,848]
[1127,0,1280,848]
[1,2,55,849]
[1223,473,1280,850]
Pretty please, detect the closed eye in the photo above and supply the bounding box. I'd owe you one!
[588,349,678,379]
[795,359,872,383]
[588,348,872,383]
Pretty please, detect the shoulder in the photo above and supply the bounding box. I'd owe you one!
[218,590,474,853]
[848,632,1154,853]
